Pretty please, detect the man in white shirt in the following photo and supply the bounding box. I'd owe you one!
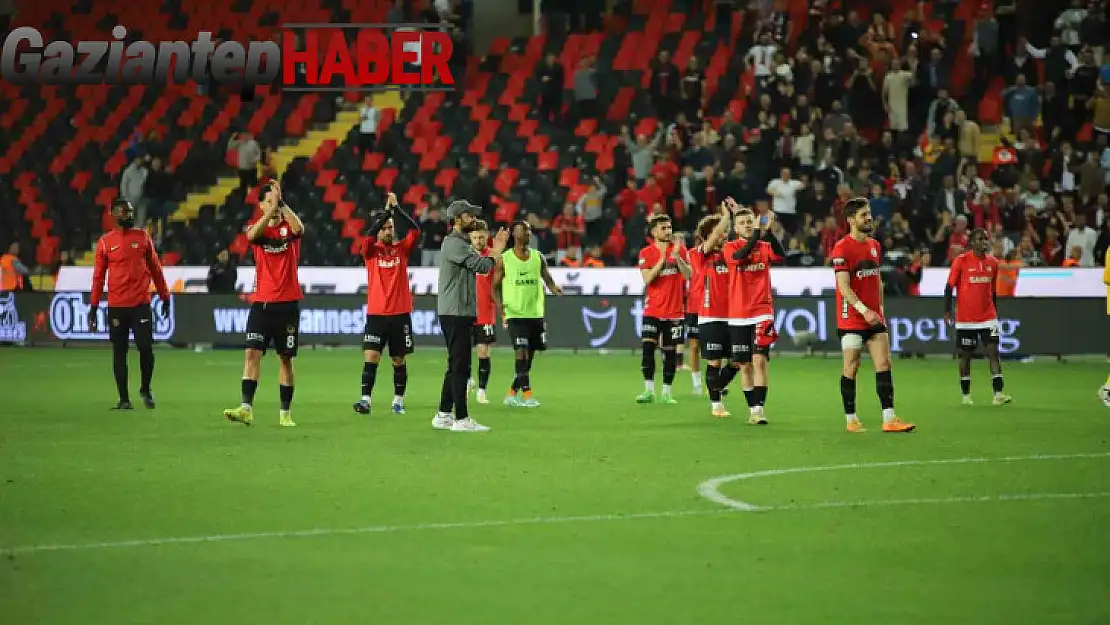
[1065,213,1098,267]
[358,97,380,157]
[746,32,778,93]
[766,166,805,234]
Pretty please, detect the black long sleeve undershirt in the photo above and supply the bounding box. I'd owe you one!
[943,284,954,314]
[731,235,759,260]
[763,229,786,258]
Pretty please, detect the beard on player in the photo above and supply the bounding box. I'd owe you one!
[970,229,990,256]
[376,217,396,245]
[112,200,136,229]
[846,199,874,235]
[469,227,490,251]
[650,222,672,242]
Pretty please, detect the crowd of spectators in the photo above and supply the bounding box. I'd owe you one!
[432,0,1110,275]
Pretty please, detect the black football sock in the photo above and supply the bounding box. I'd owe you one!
[662,349,677,385]
[279,384,294,411]
[361,361,379,398]
[393,363,408,397]
[478,357,492,390]
[641,342,657,382]
[988,353,1004,392]
[513,357,530,393]
[754,385,767,407]
[742,387,757,407]
[706,365,722,402]
[720,365,738,388]
[241,378,258,406]
[876,370,895,411]
[112,342,129,403]
[840,375,857,415]
[959,376,971,395]
[138,347,154,394]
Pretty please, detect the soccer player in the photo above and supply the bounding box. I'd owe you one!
[469,220,499,404]
[684,240,703,395]
[944,228,1013,406]
[722,206,783,425]
[223,181,305,427]
[688,202,733,417]
[636,214,691,404]
[830,197,915,433]
[353,192,422,416]
[87,199,171,410]
[498,220,563,407]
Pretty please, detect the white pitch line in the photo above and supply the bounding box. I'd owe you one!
[5,453,1110,556]
[0,509,734,555]
[697,451,1110,511]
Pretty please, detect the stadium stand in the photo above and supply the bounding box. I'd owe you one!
[1,0,1108,282]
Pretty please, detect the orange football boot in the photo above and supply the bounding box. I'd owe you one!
[845,419,867,433]
[881,417,916,433]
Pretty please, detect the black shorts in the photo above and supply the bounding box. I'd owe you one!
[684,313,700,340]
[245,301,300,356]
[956,326,1000,351]
[729,324,770,364]
[473,322,498,346]
[362,313,415,356]
[507,317,547,351]
[699,321,730,360]
[642,316,683,347]
[108,304,154,347]
[837,325,889,348]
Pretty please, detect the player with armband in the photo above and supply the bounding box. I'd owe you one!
[944,228,1012,406]
[688,201,734,417]
[830,197,916,433]
[722,205,783,425]
[468,220,499,405]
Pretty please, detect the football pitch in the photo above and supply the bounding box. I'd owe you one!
[1,347,1108,625]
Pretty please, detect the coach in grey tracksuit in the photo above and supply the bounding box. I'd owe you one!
[435,201,508,428]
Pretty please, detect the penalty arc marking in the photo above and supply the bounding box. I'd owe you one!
[696,451,1110,512]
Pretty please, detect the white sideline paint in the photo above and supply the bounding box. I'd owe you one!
[697,451,1110,511]
[4,452,1109,556]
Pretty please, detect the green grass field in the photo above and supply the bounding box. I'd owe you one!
[1,347,1109,625]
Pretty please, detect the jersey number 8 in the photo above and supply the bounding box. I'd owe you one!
[286,335,296,349]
